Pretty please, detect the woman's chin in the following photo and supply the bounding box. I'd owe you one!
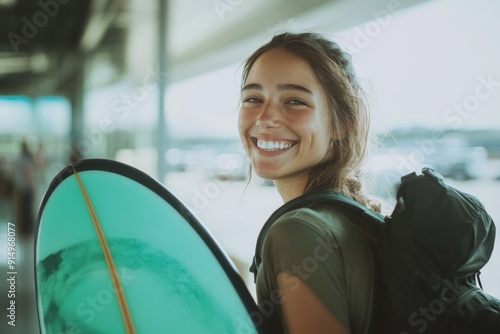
[253,169,277,181]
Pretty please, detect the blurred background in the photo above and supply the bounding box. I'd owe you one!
[0,0,499,332]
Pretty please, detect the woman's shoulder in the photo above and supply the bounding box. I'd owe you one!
[263,201,372,263]
[270,202,356,237]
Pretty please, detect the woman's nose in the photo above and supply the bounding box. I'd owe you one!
[255,102,281,128]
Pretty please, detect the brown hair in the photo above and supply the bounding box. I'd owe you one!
[242,32,380,213]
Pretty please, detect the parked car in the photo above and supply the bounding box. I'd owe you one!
[428,146,487,181]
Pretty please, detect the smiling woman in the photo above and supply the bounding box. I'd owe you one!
[238,32,381,333]
[239,47,333,196]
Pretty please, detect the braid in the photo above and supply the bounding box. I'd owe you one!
[343,176,381,213]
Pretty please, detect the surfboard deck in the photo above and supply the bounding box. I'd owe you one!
[35,159,263,334]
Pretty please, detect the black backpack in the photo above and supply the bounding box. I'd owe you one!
[250,167,500,333]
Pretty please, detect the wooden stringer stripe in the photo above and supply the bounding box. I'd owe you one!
[72,166,136,334]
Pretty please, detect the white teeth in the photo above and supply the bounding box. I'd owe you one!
[257,139,293,151]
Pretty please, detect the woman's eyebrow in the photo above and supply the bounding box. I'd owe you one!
[277,83,312,94]
[241,83,312,94]
[241,83,262,91]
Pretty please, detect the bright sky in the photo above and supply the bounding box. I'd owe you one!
[343,0,500,131]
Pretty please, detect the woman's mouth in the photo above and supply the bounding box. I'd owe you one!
[252,138,297,152]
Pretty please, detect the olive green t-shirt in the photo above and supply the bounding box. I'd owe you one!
[256,203,375,334]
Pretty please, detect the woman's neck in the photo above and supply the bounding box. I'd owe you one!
[274,173,309,203]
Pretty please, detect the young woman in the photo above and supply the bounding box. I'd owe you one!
[238,32,380,333]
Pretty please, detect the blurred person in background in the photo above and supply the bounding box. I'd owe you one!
[14,138,36,238]
[34,141,48,205]
[0,155,13,220]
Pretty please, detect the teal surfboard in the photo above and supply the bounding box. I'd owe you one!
[35,159,263,334]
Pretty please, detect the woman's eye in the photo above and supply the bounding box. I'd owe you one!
[287,99,306,106]
[243,97,261,104]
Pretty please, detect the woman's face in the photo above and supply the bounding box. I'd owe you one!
[238,48,333,187]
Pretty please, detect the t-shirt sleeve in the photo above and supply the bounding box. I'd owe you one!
[260,208,350,328]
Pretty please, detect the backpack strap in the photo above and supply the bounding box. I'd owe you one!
[249,189,384,283]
